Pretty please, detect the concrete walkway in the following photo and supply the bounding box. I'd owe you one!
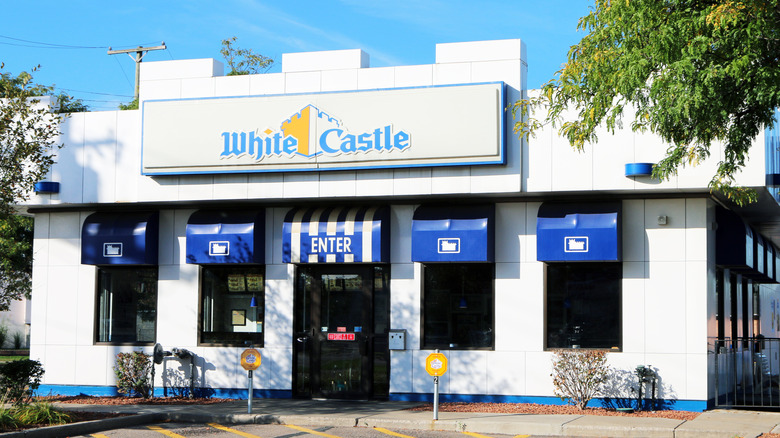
[4,399,780,438]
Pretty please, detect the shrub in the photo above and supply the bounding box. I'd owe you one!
[551,349,610,410]
[0,323,8,349]
[11,331,23,349]
[114,352,152,398]
[12,401,70,426]
[0,359,44,405]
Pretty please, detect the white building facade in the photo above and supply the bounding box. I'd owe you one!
[24,39,780,411]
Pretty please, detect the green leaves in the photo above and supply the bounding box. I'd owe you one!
[220,36,274,76]
[515,0,780,205]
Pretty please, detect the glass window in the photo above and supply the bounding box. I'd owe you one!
[422,264,494,350]
[96,267,158,344]
[546,263,621,349]
[200,266,264,346]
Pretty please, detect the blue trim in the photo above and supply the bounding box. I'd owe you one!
[624,163,653,177]
[412,204,495,262]
[81,211,159,265]
[388,393,707,412]
[34,181,60,193]
[141,81,507,176]
[37,384,292,400]
[186,210,265,264]
[537,202,621,262]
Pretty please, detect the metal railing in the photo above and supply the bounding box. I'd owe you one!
[711,337,780,408]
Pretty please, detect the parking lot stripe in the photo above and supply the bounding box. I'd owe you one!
[208,422,263,438]
[285,424,342,438]
[147,425,187,438]
[461,432,495,438]
[90,434,110,438]
[373,427,416,438]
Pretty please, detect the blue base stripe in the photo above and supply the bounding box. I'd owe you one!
[37,384,292,400]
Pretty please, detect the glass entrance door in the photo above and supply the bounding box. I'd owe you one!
[293,265,389,399]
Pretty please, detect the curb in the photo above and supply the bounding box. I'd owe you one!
[0,413,165,438]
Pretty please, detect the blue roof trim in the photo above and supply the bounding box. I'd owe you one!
[81,212,159,265]
[412,204,495,262]
[186,210,265,264]
[282,206,389,264]
[537,203,621,262]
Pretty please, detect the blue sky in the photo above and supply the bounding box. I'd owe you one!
[1,1,592,111]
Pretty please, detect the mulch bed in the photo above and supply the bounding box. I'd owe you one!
[407,402,702,421]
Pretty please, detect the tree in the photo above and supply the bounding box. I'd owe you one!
[220,36,273,76]
[514,0,780,205]
[0,64,65,308]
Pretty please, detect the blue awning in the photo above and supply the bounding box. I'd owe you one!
[412,204,494,262]
[537,202,621,262]
[81,212,159,265]
[283,206,389,264]
[186,210,264,264]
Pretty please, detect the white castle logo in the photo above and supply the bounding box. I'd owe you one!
[565,237,588,252]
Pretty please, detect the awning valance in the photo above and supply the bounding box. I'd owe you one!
[81,212,159,265]
[186,210,264,264]
[283,206,389,264]
[412,204,494,262]
[537,202,621,262]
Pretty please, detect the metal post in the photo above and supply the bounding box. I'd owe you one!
[433,348,440,421]
[248,370,253,414]
[433,375,439,421]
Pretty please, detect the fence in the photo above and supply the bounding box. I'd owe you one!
[711,337,780,408]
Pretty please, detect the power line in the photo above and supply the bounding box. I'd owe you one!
[0,35,163,50]
[56,87,133,98]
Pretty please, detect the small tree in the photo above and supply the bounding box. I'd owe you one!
[114,352,152,398]
[220,36,273,76]
[551,349,609,410]
[0,359,44,405]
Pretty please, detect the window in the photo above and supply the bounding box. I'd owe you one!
[200,266,264,346]
[96,267,158,344]
[546,263,621,349]
[422,264,494,349]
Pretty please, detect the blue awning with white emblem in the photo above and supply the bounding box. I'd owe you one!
[412,204,494,262]
[283,206,389,264]
[186,210,264,264]
[81,212,159,265]
[537,202,621,262]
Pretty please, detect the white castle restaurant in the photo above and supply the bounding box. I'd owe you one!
[23,39,780,411]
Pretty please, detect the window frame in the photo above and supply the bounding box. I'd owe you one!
[93,266,159,346]
[420,263,495,351]
[197,264,266,347]
[544,262,622,351]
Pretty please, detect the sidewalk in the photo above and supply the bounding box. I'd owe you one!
[5,399,780,438]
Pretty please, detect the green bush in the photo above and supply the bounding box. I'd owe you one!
[11,331,23,349]
[0,323,8,349]
[114,351,152,398]
[0,359,44,405]
[0,402,71,431]
[551,349,610,410]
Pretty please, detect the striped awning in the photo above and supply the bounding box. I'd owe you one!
[283,206,389,264]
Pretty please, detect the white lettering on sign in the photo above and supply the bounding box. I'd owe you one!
[564,236,589,253]
[104,243,123,257]
[438,238,460,254]
[246,354,257,364]
[430,359,443,369]
[209,241,230,256]
[311,236,352,253]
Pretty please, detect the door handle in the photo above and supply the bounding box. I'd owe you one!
[296,337,307,343]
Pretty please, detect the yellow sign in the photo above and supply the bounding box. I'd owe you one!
[241,348,261,371]
[425,352,448,376]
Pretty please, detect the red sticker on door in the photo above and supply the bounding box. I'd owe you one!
[328,333,355,341]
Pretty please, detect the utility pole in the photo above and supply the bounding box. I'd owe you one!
[107,42,167,102]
